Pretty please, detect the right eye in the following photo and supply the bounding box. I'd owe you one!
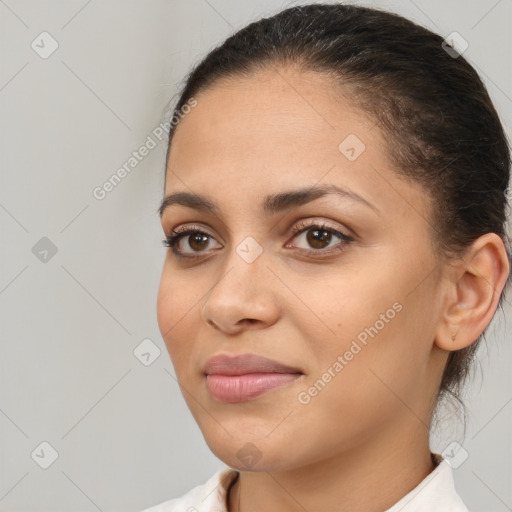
[162,226,222,257]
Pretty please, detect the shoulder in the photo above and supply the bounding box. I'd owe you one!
[385,455,470,512]
[140,467,239,512]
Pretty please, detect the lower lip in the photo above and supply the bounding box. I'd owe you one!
[206,373,302,403]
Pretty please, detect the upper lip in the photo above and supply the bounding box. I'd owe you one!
[202,353,303,376]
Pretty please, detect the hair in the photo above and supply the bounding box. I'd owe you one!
[164,3,511,419]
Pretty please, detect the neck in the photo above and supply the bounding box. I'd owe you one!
[227,423,435,512]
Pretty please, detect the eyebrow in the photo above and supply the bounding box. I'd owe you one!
[158,183,379,218]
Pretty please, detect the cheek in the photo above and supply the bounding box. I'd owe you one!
[300,261,433,389]
[300,270,398,347]
[295,311,424,439]
[156,266,196,364]
[157,262,199,329]
[156,270,175,338]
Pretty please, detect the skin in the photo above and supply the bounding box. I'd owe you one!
[157,66,510,511]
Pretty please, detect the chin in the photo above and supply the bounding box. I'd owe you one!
[202,430,303,473]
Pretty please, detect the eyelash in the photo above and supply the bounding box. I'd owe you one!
[162,221,354,259]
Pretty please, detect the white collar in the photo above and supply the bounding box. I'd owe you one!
[141,455,469,511]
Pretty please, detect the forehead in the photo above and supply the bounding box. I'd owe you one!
[169,69,376,172]
[171,68,372,151]
[164,66,427,222]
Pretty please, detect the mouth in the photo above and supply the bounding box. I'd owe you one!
[202,353,304,403]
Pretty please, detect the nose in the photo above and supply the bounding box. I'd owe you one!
[200,244,281,335]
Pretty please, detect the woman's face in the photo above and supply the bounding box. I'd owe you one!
[157,67,449,472]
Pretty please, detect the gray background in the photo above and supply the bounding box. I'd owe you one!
[0,1,510,511]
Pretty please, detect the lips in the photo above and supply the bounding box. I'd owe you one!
[202,353,303,376]
[202,353,304,403]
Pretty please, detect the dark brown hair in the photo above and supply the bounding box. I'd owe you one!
[164,3,511,415]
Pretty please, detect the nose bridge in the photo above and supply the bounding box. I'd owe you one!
[201,234,276,330]
[213,233,268,299]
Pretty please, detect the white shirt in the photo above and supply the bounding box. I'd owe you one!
[140,455,470,512]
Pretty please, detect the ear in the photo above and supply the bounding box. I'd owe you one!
[435,233,510,351]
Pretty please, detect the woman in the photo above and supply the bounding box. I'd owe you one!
[143,3,510,511]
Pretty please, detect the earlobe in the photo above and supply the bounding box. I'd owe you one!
[435,233,510,352]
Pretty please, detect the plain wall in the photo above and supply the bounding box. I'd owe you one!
[1,1,511,511]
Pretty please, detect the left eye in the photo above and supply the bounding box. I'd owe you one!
[286,223,353,253]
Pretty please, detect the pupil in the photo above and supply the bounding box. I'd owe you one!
[190,234,209,251]
[307,229,331,248]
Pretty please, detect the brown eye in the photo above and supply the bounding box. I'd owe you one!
[288,222,353,255]
[163,228,221,256]
[304,227,333,249]
[187,233,210,252]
